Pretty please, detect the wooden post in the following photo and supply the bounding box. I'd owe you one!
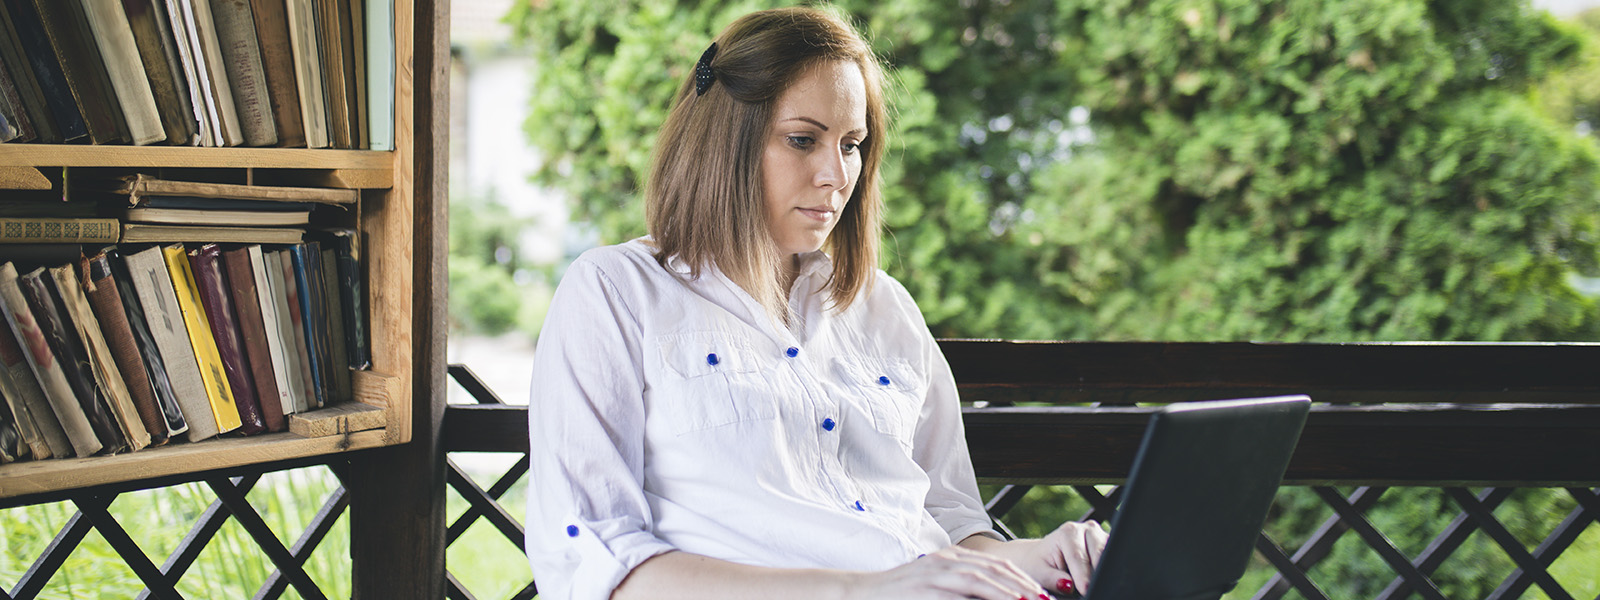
[348,0,450,597]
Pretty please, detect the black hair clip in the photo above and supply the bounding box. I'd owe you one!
[694,42,718,96]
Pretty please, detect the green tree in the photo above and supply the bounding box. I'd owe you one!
[448,191,533,335]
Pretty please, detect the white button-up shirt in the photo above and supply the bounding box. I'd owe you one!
[525,239,997,600]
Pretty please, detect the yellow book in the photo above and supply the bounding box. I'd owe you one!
[160,245,242,433]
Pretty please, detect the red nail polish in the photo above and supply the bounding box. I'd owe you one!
[1057,578,1076,594]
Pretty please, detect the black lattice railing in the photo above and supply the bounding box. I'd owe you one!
[442,341,1600,600]
[1,462,350,600]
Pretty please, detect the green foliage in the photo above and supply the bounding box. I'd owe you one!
[1537,8,1600,135]
[508,0,1600,342]
[448,192,535,335]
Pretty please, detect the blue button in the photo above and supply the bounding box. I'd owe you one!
[565,525,579,538]
[786,347,799,358]
[822,418,836,431]
[854,500,865,511]
[877,375,891,386]
[706,353,719,366]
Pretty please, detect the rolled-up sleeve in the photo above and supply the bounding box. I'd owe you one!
[525,257,676,600]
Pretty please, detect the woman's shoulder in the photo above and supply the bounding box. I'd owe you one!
[565,238,671,282]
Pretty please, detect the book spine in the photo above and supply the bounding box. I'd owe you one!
[85,253,169,445]
[25,268,125,453]
[283,0,327,148]
[122,0,199,146]
[0,263,99,456]
[110,249,188,438]
[346,0,365,148]
[78,0,166,145]
[224,246,284,431]
[4,0,87,142]
[122,246,214,440]
[0,307,62,458]
[0,0,56,143]
[319,246,350,402]
[0,57,37,142]
[0,218,120,244]
[161,244,242,434]
[186,0,244,146]
[208,0,276,146]
[51,264,150,452]
[315,0,350,148]
[0,397,20,462]
[250,245,296,418]
[249,0,304,147]
[160,0,214,146]
[188,243,265,434]
[330,229,368,369]
[288,242,327,408]
[29,0,127,144]
[277,247,316,410]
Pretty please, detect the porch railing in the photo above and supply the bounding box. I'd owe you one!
[441,340,1600,600]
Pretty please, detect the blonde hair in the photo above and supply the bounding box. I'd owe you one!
[645,6,887,321]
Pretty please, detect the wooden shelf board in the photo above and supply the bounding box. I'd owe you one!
[0,145,394,170]
[0,429,393,499]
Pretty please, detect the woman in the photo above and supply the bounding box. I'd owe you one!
[525,7,1107,600]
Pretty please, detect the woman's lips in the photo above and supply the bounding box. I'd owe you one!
[797,206,835,222]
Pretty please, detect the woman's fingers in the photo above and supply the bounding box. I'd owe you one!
[860,546,1050,600]
[1052,520,1108,592]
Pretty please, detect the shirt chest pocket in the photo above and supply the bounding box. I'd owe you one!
[654,332,777,435]
[832,357,923,450]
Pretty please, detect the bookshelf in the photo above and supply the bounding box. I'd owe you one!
[0,0,430,504]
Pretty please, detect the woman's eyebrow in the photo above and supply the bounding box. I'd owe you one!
[780,116,867,135]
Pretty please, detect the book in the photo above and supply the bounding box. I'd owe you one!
[325,228,367,369]
[123,246,214,440]
[3,0,88,142]
[0,107,14,142]
[284,0,327,148]
[181,0,244,146]
[0,0,52,143]
[121,224,305,245]
[188,244,265,434]
[122,197,317,212]
[0,218,121,244]
[123,0,200,146]
[288,242,329,407]
[319,246,350,402]
[0,396,21,462]
[49,264,150,452]
[0,309,62,459]
[25,267,126,453]
[248,0,305,147]
[160,244,242,435]
[265,248,310,413]
[250,245,297,417]
[78,0,166,145]
[276,248,316,410]
[209,0,276,146]
[222,246,284,431]
[317,0,351,148]
[0,57,36,143]
[346,0,366,148]
[1,264,100,457]
[161,0,215,146]
[123,207,312,227]
[91,173,360,206]
[28,0,128,144]
[110,249,188,438]
[84,252,170,446]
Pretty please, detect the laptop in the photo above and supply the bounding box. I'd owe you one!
[1072,395,1311,600]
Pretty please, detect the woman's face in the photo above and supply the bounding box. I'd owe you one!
[762,60,868,258]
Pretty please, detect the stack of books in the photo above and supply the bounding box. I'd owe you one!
[0,0,394,150]
[0,176,368,464]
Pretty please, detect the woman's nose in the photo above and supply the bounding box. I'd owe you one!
[814,147,847,189]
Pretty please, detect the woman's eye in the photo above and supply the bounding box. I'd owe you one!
[786,135,814,149]
[842,141,860,155]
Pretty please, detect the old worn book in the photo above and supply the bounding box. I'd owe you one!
[223,246,284,431]
[28,0,128,144]
[288,242,327,407]
[284,0,327,148]
[84,252,169,445]
[275,248,315,411]
[0,308,62,458]
[250,245,296,417]
[249,0,304,147]
[161,244,242,434]
[123,0,199,146]
[3,0,86,142]
[49,264,150,452]
[110,249,187,438]
[91,173,360,206]
[0,57,36,143]
[123,207,312,227]
[0,0,53,143]
[0,264,100,457]
[122,246,216,440]
[317,0,351,148]
[180,0,244,146]
[188,244,264,434]
[121,224,305,245]
[318,246,350,402]
[160,0,215,145]
[27,267,126,454]
[325,228,367,369]
[78,0,166,145]
[0,218,120,244]
[209,0,276,146]
[346,0,365,148]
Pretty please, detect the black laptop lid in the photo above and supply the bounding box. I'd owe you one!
[1085,396,1310,600]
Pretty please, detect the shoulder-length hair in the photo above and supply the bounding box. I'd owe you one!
[645,6,888,321]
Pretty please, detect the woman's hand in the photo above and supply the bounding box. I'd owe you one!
[959,521,1109,597]
[842,545,1053,600]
